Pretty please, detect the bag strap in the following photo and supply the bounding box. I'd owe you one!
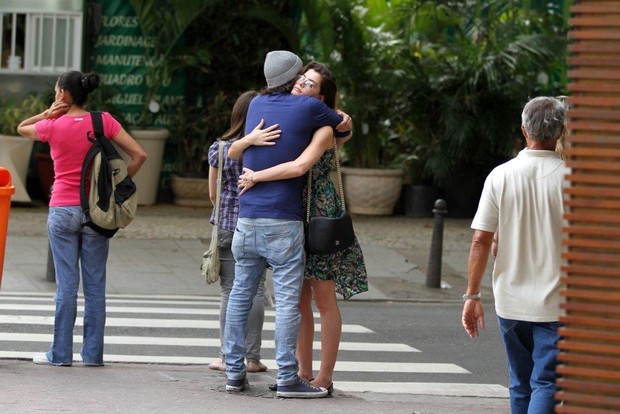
[91,111,104,141]
[214,140,224,226]
[80,144,99,216]
[80,111,105,216]
[333,136,346,211]
[306,135,346,223]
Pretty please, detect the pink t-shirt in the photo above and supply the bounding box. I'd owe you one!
[35,112,122,207]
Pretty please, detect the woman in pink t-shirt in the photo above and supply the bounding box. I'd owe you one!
[17,71,147,366]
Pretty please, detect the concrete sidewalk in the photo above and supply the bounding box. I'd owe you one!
[0,359,508,414]
[2,203,494,300]
[0,204,505,414]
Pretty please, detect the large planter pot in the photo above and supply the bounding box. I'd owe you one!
[170,174,212,207]
[127,128,169,205]
[441,163,490,218]
[0,134,33,203]
[35,151,54,201]
[341,167,404,215]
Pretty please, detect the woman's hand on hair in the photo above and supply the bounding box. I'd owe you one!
[238,167,256,195]
[245,119,281,146]
[45,100,70,119]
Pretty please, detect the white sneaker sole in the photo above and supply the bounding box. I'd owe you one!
[276,390,328,398]
[225,378,249,392]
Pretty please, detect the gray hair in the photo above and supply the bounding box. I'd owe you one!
[521,96,566,143]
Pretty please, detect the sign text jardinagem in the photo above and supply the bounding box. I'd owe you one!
[90,1,184,128]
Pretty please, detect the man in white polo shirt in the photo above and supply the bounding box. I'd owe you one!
[462,96,569,414]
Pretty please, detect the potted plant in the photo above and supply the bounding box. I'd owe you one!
[390,119,440,218]
[169,93,230,207]
[0,93,50,203]
[400,0,567,217]
[302,2,406,215]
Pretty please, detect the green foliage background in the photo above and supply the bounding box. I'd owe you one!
[90,0,569,184]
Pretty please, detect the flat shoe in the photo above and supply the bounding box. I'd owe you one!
[311,381,334,396]
[246,360,268,372]
[83,362,104,367]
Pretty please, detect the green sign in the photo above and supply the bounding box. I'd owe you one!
[90,0,185,128]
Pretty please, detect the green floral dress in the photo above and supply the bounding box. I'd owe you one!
[304,147,368,300]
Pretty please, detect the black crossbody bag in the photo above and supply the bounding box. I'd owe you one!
[305,136,355,255]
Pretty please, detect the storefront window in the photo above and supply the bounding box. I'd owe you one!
[0,6,82,74]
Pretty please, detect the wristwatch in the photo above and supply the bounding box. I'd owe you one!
[462,292,481,302]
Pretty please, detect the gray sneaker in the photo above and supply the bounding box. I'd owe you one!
[226,376,249,392]
[276,377,328,399]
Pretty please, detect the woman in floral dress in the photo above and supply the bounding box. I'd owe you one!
[233,62,368,394]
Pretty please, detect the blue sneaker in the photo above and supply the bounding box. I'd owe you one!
[276,377,328,399]
[226,376,249,392]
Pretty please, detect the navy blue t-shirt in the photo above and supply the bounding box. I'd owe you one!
[240,93,342,220]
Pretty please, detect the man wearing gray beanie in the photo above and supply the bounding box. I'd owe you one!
[263,50,303,89]
[223,50,344,398]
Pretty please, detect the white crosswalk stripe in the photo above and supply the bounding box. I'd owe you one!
[335,381,508,398]
[0,293,508,398]
[0,314,372,333]
[0,333,417,352]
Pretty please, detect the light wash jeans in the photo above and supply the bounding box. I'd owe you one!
[217,229,265,361]
[498,316,560,414]
[46,206,109,366]
[225,218,304,386]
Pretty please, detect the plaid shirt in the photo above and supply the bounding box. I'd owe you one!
[207,138,242,232]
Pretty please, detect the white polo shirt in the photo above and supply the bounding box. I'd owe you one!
[471,149,568,322]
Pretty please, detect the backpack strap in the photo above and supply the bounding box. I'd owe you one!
[80,112,105,217]
[91,111,105,142]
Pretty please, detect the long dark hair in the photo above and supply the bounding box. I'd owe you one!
[221,90,258,141]
[57,71,100,107]
[302,61,337,109]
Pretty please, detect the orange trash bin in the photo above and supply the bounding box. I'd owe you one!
[0,167,15,289]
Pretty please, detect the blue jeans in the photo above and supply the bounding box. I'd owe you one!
[218,229,266,361]
[225,218,304,385]
[47,206,109,366]
[498,316,560,414]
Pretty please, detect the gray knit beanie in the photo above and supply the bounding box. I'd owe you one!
[264,51,303,89]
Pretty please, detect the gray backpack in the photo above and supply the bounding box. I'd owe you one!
[80,111,137,238]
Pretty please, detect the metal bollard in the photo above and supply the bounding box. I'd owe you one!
[425,199,447,288]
